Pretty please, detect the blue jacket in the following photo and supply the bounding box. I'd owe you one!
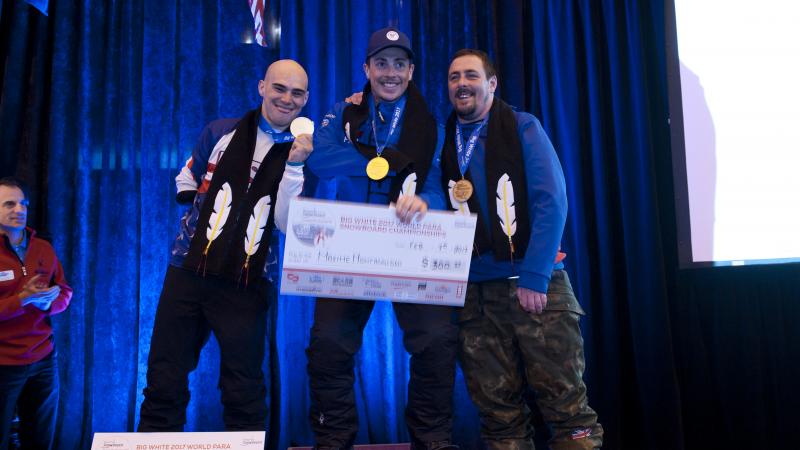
[459,110,567,293]
[307,93,446,210]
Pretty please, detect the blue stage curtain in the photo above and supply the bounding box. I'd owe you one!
[3,0,800,449]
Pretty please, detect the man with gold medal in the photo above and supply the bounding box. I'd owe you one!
[305,27,459,450]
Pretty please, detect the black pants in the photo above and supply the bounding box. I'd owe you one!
[0,352,58,450]
[306,298,458,448]
[138,265,272,431]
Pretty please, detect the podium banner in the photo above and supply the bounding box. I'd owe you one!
[280,198,477,306]
[90,431,265,449]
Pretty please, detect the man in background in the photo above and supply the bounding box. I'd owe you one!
[0,176,73,450]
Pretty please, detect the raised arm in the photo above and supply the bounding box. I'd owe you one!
[274,134,313,232]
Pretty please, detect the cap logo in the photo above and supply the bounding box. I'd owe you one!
[386,31,400,41]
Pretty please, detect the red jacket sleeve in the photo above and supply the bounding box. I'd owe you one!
[47,259,72,316]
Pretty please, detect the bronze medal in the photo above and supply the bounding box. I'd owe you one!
[366,156,390,180]
[452,179,474,202]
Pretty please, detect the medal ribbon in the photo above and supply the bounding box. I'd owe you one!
[371,96,406,157]
[455,116,489,177]
[259,116,295,143]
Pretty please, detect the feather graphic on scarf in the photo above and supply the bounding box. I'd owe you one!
[244,195,272,257]
[239,195,272,287]
[448,180,470,216]
[495,173,516,255]
[400,173,417,197]
[204,182,233,255]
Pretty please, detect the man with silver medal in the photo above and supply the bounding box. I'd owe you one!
[138,59,314,433]
[305,27,459,450]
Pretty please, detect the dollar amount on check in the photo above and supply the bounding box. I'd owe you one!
[280,198,477,306]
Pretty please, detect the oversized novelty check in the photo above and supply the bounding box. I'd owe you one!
[280,198,477,306]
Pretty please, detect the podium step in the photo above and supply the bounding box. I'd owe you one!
[289,445,411,450]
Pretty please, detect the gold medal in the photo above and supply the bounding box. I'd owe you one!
[366,156,390,180]
[452,179,474,202]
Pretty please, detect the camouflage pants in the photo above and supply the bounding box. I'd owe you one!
[458,270,603,450]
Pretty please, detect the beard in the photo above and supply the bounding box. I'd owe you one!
[455,103,477,120]
[453,86,484,120]
[453,86,495,122]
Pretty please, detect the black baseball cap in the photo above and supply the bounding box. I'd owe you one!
[366,27,414,61]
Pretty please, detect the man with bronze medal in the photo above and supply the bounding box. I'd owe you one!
[450,115,487,204]
[440,49,604,449]
[305,27,459,450]
[138,60,313,432]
